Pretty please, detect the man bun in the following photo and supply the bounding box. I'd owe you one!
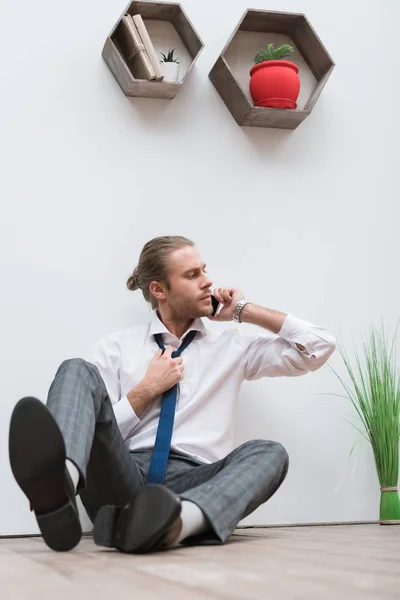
[126,266,140,291]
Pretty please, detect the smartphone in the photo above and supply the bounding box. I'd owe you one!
[211,294,220,317]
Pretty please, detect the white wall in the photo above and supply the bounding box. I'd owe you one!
[0,0,399,535]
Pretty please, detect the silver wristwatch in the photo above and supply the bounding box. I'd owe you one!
[232,299,251,323]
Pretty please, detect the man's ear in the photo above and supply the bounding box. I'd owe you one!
[149,281,167,303]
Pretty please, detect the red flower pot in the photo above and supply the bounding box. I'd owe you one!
[249,60,300,109]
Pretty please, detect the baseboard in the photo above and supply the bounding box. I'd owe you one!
[236,520,378,529]
[0,520,378,540]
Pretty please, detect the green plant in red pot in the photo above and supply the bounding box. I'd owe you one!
[250,44,300,109]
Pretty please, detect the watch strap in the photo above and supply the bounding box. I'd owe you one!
[232,299,251,323]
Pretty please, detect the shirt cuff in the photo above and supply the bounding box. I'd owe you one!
[277,313,315,356]
[112,396,140,440]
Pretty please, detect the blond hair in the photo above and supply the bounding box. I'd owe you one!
[127,236,195,309]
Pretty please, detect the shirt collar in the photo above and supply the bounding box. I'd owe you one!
[149,310,208,341]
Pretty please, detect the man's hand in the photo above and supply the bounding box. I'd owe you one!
[208,287,244,322]
[142,346,184,395]
[127,346,184,416]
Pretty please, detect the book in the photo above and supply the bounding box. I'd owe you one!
[132,14,164,81]
[117,13,156,81]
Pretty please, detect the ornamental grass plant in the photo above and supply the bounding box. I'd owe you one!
[332,325,400,524]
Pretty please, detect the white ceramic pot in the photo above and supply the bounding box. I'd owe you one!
[161,61,180,82]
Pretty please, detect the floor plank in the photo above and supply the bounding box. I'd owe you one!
[0,525,399,600]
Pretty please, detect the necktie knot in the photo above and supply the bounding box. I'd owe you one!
[154,329,197,357]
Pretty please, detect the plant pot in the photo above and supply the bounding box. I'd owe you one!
[249,60,300,109]
[161,62,180,82]
[379,488,400,524]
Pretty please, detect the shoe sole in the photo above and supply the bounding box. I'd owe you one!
[94,485,181,553]
[9,397,82,552]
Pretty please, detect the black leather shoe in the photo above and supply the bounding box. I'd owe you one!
[9,397,82,552]
[94,485,182,553]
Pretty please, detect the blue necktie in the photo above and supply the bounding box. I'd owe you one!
[147,329,198,484]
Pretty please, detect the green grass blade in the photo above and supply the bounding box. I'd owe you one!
[332,325,400,488]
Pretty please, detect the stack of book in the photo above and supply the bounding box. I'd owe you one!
[117,13,164,81]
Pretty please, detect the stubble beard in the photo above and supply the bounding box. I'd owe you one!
[169,295,211,320]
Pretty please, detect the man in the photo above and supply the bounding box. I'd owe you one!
[9,235,336,553]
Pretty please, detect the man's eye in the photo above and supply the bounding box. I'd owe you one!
[187,270,207,279]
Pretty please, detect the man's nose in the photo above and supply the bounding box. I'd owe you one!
[202,275,213,289]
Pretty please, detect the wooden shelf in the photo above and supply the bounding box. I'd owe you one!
[209,9,335,130]
[103,1,204,99]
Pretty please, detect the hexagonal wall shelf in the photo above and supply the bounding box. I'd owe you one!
[103,1,204,99]
[209,9,335,129]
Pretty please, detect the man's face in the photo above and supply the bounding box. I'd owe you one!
[162,246,214,319]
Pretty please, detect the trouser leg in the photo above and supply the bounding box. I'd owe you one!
[161,440,289,543]
[46,358,144,521]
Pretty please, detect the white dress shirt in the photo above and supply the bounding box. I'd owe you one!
[91,311,336,464]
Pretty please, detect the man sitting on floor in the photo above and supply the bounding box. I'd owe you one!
[9,235,336,553]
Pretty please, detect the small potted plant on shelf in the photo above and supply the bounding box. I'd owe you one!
[249,43,300,109]
[160,49,180,82]
[332,325,400,525]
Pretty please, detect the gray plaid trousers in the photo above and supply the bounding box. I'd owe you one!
[46,358,289,543]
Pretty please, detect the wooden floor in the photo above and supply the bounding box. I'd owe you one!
[1,525,399,600]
